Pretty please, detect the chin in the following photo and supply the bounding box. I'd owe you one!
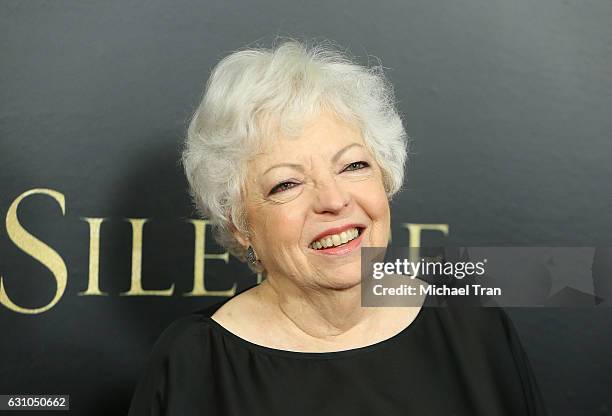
[324,271,363,291]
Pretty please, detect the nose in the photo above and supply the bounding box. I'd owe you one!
[312,174,351,214]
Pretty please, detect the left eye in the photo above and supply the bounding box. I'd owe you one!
[344,161,370,171]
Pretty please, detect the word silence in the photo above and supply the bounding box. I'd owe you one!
[1,188,449,314]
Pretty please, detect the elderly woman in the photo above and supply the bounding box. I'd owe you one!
[128,39,548,415]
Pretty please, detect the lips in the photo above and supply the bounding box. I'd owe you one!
[309,223,366,246]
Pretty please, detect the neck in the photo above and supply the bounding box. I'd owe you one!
[257,276,381,341]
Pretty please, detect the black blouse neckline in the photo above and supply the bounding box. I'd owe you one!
[199,287,431,360]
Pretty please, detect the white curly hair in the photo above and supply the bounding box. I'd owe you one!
[181,38,409,274]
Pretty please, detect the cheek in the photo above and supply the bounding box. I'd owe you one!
[354,180,391,242]
[255,206,306,248]
[364,191,390,222]
[353,177,389,214]
[254,207,310,274]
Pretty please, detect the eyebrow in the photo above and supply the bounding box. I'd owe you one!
[263,143,364,175]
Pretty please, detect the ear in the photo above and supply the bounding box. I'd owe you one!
[228,214,249,248]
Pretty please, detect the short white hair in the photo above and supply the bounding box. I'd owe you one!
[181,38,409,273]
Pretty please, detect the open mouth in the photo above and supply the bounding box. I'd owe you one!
[309,227,365,251]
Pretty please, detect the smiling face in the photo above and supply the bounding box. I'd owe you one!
[234,111,391,290]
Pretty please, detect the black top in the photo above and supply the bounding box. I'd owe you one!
[127,286,548,416]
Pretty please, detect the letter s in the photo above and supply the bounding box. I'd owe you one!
[0,188,67,314]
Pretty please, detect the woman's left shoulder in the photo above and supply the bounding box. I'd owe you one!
[430,304,521,346]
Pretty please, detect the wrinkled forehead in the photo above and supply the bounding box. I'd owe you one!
[248,110,366,167]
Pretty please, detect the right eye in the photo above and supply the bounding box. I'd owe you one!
[269,182,299,195]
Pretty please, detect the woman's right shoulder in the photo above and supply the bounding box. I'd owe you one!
[150,284,263,356]
[148,314,206,358]
[127,304,227,416]
[147,300,229,356]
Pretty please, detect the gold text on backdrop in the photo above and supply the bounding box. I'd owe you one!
[0,188,449,314]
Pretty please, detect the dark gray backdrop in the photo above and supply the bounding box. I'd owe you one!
[1,1,611,415]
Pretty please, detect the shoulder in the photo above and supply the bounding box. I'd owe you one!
[208,285,265,334]
[426,306,548,414]
[145,314,210,363]
[428,304,520,349]
[147,297,238,360]
[433,305,536,382]
[127,313,212,416]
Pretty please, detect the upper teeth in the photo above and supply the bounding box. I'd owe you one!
[310,227,360,250]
